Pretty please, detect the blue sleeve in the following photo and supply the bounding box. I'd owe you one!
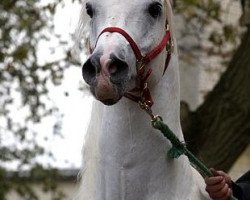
[232,182,244,199]
[232,171,250,200]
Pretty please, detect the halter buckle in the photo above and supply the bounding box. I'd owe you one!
[139,100,160,122]
[136,56,147,72]
[166,39,174,53]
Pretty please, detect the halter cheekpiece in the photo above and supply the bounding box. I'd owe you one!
[95,26,172,108]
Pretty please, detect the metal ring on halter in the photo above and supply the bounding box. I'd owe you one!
[136,56,146,72]
[139,101,158,121]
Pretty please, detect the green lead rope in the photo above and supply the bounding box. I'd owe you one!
[152,117,238,200]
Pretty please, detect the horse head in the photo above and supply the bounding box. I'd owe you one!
[80,0,175,105]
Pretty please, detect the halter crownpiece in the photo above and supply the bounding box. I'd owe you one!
[95,26,172,107]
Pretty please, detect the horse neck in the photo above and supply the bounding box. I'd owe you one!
[79,55,209,200]
[101,54,183,147]
[96,56,192,194]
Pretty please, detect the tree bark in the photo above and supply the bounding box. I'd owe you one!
[184,27,250,172]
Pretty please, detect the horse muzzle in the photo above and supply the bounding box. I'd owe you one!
[82,52,129,105]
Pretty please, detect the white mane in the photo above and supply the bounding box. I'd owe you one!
[72,0,90,61]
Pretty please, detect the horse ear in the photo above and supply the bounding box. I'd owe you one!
[165,0,177,54]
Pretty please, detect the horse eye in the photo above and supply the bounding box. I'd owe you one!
[148,2,162,18]
[86,3,94,18]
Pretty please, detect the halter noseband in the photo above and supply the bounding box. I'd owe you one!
[95,27,172,107]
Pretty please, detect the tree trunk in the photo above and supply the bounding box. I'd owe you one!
[184,27,250,172]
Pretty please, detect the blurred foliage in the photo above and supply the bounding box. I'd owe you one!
[4,164,66,200]
[175,0,242,64]
[0,0,76,199]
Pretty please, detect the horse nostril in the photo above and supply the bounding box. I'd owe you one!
[82,57,100,84]
[109,56,129,83]
[109,64,118,75]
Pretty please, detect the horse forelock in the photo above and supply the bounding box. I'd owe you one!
[73,0,177,58]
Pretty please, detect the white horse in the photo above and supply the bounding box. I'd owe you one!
[75,0,210,199]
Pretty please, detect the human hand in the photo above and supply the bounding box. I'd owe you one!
[205,168,233,200]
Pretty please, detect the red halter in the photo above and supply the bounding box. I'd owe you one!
[96,27,172,107]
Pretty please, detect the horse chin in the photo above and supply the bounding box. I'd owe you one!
[93,86,123,106]
[99,96,122,106]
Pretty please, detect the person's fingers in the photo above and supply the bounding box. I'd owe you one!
[227,188,233,198]
[206,179,226,193]
[211,168,225,176]
[213,196,230,200]
[209,184,231,200]
[205,176,224,186]
[210,168,232,186]
[212,197,229,200]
